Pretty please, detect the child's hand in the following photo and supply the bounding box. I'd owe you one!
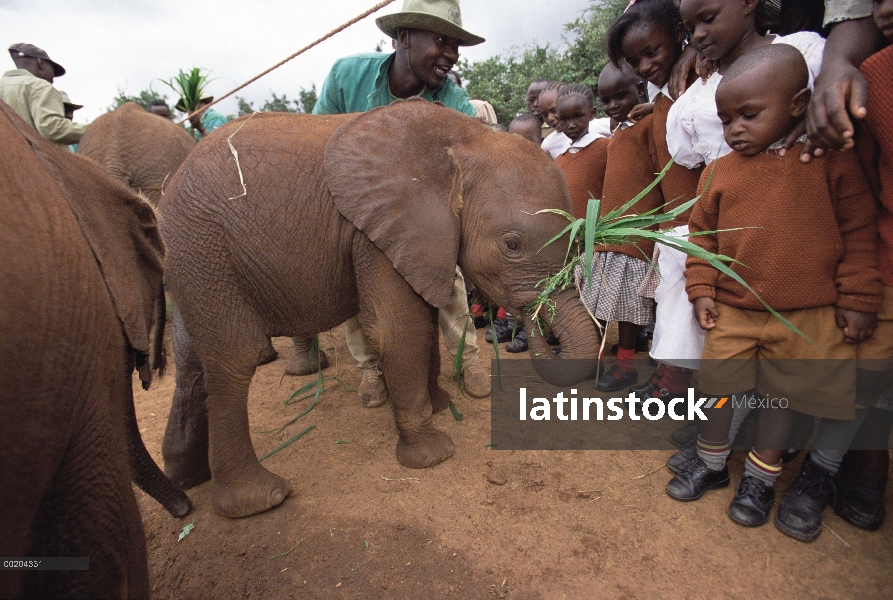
[835,308,878,343]
[628,102,654,122]
[693,297,719,330]
[669,45,698,99]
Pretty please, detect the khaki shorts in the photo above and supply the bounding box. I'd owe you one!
[699,303,856,419]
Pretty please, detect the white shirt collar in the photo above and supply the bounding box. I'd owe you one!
[647,82,671,103]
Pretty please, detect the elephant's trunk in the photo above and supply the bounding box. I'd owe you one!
[525,288,601,386]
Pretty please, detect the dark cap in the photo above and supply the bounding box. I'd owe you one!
[8,43,66,76]
[58,91,83,112]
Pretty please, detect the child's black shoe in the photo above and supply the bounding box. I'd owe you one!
[669,422,700,448]
[505,330,528,353]
[775,455,835,541]
[666,458,730,501]
[728,475,775,527]
[832,480,885,531]
[595,364,638,392]
[666,445,698,474]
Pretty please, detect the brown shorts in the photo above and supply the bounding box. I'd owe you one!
[699,303,856,419]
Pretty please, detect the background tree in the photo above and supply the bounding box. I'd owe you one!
[461,0,628,125]
[236,86,318,116]
[108,88,170,112]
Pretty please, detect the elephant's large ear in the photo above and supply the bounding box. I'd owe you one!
[0,102,164,358]
[324,99,474,308]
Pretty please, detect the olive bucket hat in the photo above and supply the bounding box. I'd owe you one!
[376,0,485,46]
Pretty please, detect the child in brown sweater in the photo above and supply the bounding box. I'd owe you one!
[667,44,883,532]
[571,67,663,393]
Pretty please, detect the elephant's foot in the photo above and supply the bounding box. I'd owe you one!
[430,385,451,414]
[257,340,279,367]
[284,348,330,376]
[210,463,291,518]
[396,428,454,469]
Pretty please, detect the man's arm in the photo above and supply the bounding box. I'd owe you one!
[30,83,86,144]
[803,17,883,160]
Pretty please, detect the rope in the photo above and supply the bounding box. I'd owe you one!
[177,0,397,125]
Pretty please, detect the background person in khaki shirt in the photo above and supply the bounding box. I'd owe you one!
[0,43,86,145]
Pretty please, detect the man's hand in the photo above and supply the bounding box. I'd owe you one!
[803,59,867,160]
[801,18,882,162]
[835,308,877,343]
[693,297,719,330]
[188,114,206,136]
[628,102,653,122]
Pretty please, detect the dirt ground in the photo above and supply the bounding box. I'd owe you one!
[133,325,892,599]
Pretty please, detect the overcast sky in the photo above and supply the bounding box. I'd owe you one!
[0,0,594,122]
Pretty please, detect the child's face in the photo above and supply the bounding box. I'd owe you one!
[538,90,560,129]
[621,22,685,88]
[556,95,594,143]
[874,0,893,41]
[680,0,757,62]
[715,69,809,156]
[598,70,643,124]
[526,81,547,118]
[508,120,543,146]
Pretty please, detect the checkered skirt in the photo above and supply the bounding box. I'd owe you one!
[575,251,655,325]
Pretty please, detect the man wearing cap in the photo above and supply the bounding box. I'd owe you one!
[313,0,491,405]
[0,43,86,145]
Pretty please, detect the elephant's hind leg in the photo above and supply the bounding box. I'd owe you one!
[162,306,211,489]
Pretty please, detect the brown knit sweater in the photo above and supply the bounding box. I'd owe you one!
[598,114,663,259]
[685,144,883,313]
[861,45,893,288]
[652,94,703,227]
[555,136,610,219]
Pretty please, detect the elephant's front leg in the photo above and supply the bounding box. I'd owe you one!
[356,245,454,469]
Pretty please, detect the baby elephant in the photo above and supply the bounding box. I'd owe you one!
[159,100,601,518]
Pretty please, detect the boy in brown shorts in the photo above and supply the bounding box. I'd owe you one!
[665,44,883,531]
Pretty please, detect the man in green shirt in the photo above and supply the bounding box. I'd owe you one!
[313,0,490,406]
[0,43,86,145]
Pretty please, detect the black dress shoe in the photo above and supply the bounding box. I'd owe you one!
[775,455,835,541]
[545,331,560,345]
[667,445,698,474]
[729,475,776,527]
[596,364,638,392]
[666,458,730,501]
[833,480,885,531]
[505,330,528,353]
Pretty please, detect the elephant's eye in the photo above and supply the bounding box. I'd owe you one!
[503,236,523,255]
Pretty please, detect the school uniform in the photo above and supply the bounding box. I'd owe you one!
[685,144,883,418]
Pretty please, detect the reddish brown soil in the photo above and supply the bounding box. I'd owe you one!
[133,326,892,599]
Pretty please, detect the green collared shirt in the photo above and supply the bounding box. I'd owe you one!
[312,52,476,116]
[0,69,87,145]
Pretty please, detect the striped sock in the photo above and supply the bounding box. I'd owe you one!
[496,307,507,320]
[743,449,783,487]
[695,436,730,472]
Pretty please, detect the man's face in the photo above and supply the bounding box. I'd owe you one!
[526,81,547,118]
[150,104,172,119]
[400,28,461,90]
